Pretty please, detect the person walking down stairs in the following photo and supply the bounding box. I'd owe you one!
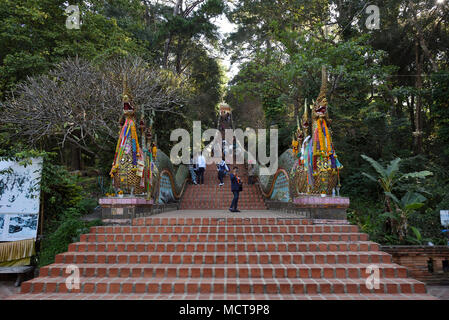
[217,156,229,186]
[229,167,242,212]
[189,155,197,185]
[196,152,206,185]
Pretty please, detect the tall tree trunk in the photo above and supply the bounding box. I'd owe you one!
[175,42,182,74]
[414,41,423,155]
[407,96,415,133]
[162,0,183,68]
[70,144,81,171]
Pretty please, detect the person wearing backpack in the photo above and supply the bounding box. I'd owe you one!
[217,156,229,186]
[229,167,242,212]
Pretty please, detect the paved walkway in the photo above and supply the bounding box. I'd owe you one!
[0,281,20,300]
[150,210,304,218]
[427,286,449,300]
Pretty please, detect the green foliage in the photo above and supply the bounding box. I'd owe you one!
[38,207,102,267]
[361,155,432,196]
[0,0,145,98]
[37,155,102,266]
[360,154,443,244]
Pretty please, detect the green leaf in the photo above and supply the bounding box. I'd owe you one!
[361,154,387,178]
[401,191,426,209]
[361,172,377,183]
[380,211,398,221]
[410,226,422,242]
[404,203,424,210]
[385,158,401,178]
[385,191,400,206]
[400,171,433,180]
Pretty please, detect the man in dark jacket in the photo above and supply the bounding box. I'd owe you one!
[229,167,242,212]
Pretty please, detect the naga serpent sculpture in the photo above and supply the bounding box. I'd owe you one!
[290,66,343,196]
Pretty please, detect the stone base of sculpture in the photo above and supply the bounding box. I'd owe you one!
[99,197,154,220]
[266,195,350,220]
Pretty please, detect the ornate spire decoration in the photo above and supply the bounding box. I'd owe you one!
[302,98,310,136]
[290,65,343,196]
[109,73,155,197]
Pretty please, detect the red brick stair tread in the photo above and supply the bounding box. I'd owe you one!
[7,293,437,300]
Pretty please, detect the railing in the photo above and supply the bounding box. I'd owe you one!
[154,149,190,202]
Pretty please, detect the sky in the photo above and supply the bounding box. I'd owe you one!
[213,13,240,80]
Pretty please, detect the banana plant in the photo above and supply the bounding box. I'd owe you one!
[382,191,427,241]
[361,155,432,212]
[361,155,433,242]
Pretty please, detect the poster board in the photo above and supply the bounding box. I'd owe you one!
[0,157,43,241]
[441,210,449,227]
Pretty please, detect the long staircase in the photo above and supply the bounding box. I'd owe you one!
[8,108,436,300]
[13,214,434,299]
[180,164,266,210]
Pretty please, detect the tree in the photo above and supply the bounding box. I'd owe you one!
[0,0,145,99]
[0,56,188,168]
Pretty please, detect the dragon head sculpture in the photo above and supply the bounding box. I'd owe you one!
[122,75,136,117]
[313,66,329,120]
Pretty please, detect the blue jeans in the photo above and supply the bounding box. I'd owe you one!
[230,191,239,211]
[189,167,197,183]
[218,170,226,183]
[197,167,205,184]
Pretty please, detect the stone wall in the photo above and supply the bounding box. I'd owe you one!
[101,202,179,225]
[381,246,449,285]
[265,200,348,220]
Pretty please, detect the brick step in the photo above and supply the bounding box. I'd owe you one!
[179,204,266,208]
[132,217,313,226]
[21,277,427,295]
[180,189,262,194]
[179,206,267,210]
[180,199,265,204]
[90,225,359,234]
[182,191,260,195]
[179,208,267,210]
[39,263,408,279]
[179,202,265,205]
[55,251,393,265]
[180,197,264,202]
[183,188,259,192]
[9,292,437,300]
[181,198,264,201]
[67,240,375,253]
[79,233,370,244]
[183,187,261,192]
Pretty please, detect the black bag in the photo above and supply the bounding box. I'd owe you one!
[238,181,243,192]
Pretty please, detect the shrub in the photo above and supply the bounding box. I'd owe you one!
[38,207,102,267]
